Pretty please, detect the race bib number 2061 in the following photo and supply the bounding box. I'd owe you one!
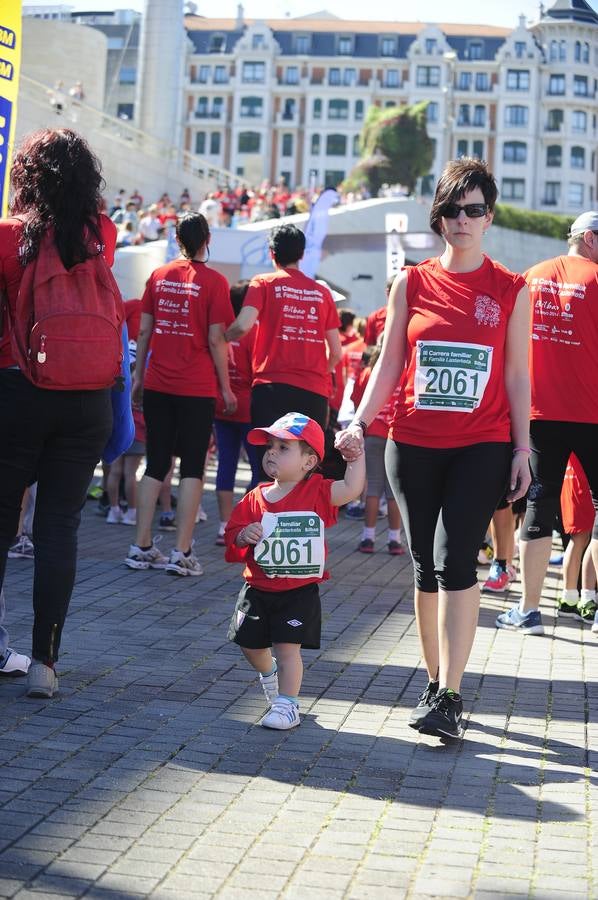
[254,511,325,579]
[414,340,493,413]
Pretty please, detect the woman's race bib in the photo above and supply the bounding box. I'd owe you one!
[414,340,493,413]
[254,510,325,579]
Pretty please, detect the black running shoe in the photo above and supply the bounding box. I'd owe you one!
[418,688,464,739]
[408,680,439,730]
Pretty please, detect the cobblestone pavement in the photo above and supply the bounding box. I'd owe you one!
[1,461,596,900]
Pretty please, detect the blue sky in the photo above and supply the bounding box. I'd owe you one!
[63,0,597,29]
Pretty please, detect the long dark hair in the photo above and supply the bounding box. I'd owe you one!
[176,212,210,260]
[10,128,104,268]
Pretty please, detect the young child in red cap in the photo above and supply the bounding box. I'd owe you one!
[225,412,365,729]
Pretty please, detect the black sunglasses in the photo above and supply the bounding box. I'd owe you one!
[442,203,488,219]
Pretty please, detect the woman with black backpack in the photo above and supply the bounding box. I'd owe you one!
[0,128,124,698]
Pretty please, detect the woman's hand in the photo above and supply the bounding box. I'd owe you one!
[507,451,532,503]
[222,388,237,415]
[131,375,144,409]
[335,424,364,462]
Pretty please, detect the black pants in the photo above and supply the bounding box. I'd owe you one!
[522,420,598,541]
[143,390,215,481]
[385,440,512,592]
[0,369,112,664]
[251,382,329,475]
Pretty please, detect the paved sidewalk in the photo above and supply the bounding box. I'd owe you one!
[0,462,596,900]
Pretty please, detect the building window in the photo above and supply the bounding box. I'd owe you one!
[311,134,320,154]
[324,169,345,185]
[343,68,356,86]
[472,140,484,159]
[195,96,209,117]
[338,36,352,55]
[426,101,439,124]
[381,37,395,57]
[210,132,221,155]
[119,66,136,85]
[544,181,560,205]
[568,183,583,206]
[252,34,265,50]
[214,65,228,83]
[416,66,440,87]
[242,61,265,84]
[559,40,567,61]
[212,97,223,118]
[550,41,558,62]
[457,72,472,91]
[209,34,225,53]
[238,131,261,153]
[296,35,310,54]
[285,66,299,85]
[195,132,206,154]
[326,134,347,155]
[473,105,486,126]
[571,146,585,169]
[506,69,530,91]
[328,67,341,86]
[198,65,210,84]
[353,134,360,156]
[313,98,322,119]
[574,41,589,63]
[573,75,588,96]
[503,140,527,163]
[240,96,263,118]
[546,145,562,167]
[475,72,490,91]
[282,133,293,157]
[329,99,349,119]
[549,74,565,95]
[425,38,437,54]
[457,139,468,157]
[505,105,528,126]
[572,110,587,132]
[117,103,134,120]
[546,109,563,131]
[468,41,483,60]
[282,98,295,120]
[457,104,470,126]
[385,69,400,88]
[514,41,527,58]
[502,178,525,200]
[355,99,364,120]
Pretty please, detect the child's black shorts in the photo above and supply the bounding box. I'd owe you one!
[228,581,321,649]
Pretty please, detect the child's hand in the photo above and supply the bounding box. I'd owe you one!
[238,522,264,546]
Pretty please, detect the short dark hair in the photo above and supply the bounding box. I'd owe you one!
[176,212,210,258]
[339,309,355,330]
[268,223,306,265]
[229,279,250,317]
[429,157,497,237]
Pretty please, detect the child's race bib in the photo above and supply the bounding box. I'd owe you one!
[254,510,325,579]
[414,340,493,413]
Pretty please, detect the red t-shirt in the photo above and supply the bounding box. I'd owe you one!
[244,268,340,397]
[352,366,399,439]
[525,255,598,423]
[560,453,595,535]
[224,474,338,592]
[141,259,233,397]
[390,256,524,448]
[343,336,366,381]
[328,358,345,412]
[124,298,142,341]
[0,214,116,368]
[364,305,387,345]
[215,325,256,423]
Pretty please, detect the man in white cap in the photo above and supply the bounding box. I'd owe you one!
[496,211,598,635]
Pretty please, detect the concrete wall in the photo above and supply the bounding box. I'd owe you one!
[484,225,564,275]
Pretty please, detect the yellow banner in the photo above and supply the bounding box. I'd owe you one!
[0,0,22,217]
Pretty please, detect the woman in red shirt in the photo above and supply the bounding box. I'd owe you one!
[127,213,236,577]
[0,129,117,698]
[337,158,531,739]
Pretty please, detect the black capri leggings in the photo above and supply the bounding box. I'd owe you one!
[143,389,215,482]
[251,382,328,430]
[522,420,598,542]
[385,440,512,592]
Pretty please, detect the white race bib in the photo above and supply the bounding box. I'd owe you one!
[414,340,493,413]
[254,510,325,579]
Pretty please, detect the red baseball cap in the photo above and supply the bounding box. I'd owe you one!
[248,412,325,459]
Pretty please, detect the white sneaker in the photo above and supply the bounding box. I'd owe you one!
[8,535,35,559]
[106,507,123,524]
[592,611,598,634]
[165,545,203,576]
[195,506,208,523]
[125,537,168,570]
[0,648,31,675]
[260,698,300,730]
[259,658,278,704]
[121,509,137,526]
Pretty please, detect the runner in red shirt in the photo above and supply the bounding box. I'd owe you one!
[224,224,342,446]
[497,210,598,635]
[225,413,365,730]
[557,454,596,621]
[336,158,531,739]
[126,212,236,577]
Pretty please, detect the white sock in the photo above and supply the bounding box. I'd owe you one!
[362,526,375,541]
[581,589,597,603]
[388,529,400,542]
[562,589,579,602]
[110,505,120,514]
[219,521,227,534]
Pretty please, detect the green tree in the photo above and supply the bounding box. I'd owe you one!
[343,102,434,195]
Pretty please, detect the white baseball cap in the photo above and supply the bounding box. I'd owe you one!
[569,211,598,237]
